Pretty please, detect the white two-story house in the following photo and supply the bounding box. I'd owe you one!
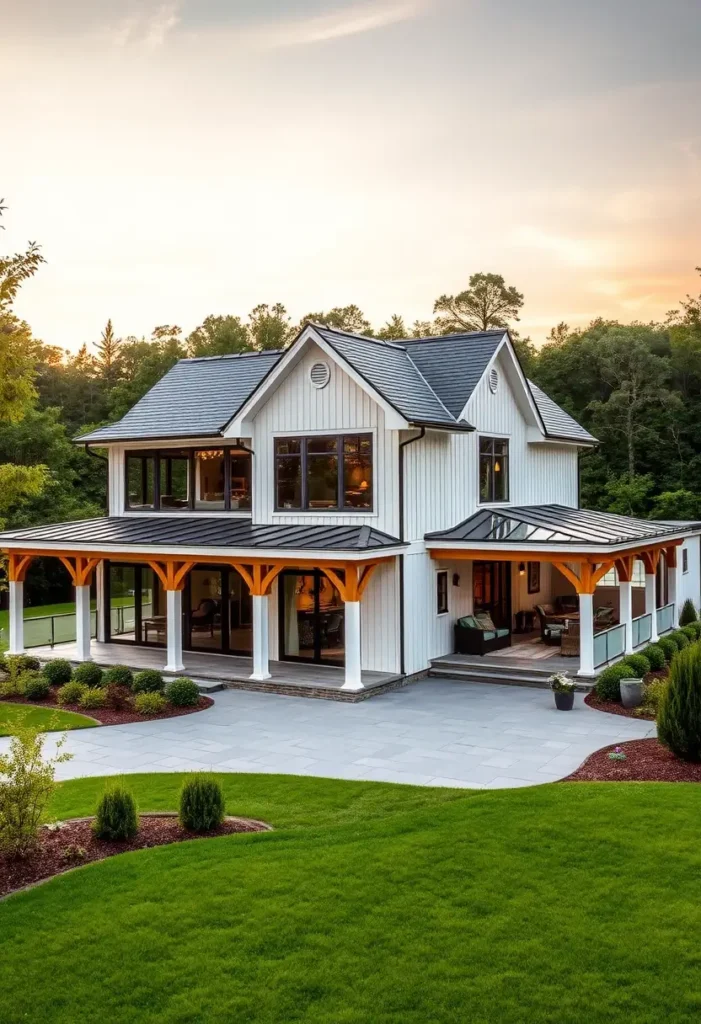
[1,324,699,698]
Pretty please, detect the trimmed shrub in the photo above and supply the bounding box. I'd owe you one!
[132,669,165,694]
[671,630,690,650]
[179,775,225,832]
[596,662,635,702]
[42,659,73,687]
[56,681,87,706]
[679,598,698,626]
[634,678,669,718]
[621,653,651,678]
[0,654,6,675]
[5,654,40,678]
[641,644,666,671]
[102,665,134,689]
[93,784,138,841]
[658,642,701,761]
[686,621,701,640]
[681,624,698,642]
[78,686,107,710]
[134,692,167,715]
[106,684,131,711]
[0,673,26,698]
[657,636,678,663]
[23,673,51,701]
[165,678,200,707]
[73,662,105,688]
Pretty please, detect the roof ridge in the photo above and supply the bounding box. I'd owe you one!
[403,349,460,425]
[401,330,506,345]
[180,350,282,364]
[311,324,407,351]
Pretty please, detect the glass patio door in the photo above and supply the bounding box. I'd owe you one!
[106,563,166,646]
[279,570,345,666]
[473,561,512,629]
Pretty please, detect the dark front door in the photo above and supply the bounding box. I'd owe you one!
[279,570,345,666]
[473,561,512,629]
[105,562,167,647]
[185,566,252,656]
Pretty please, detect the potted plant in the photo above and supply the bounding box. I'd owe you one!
[549,671,575,711]
[619,677,645,709]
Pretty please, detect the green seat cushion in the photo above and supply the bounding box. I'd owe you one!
[458,616,479,629]
[482,631,496,640]
[495,628,510,638]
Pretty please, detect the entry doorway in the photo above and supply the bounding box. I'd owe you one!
[473,561,512,629]
[185,567,252,655]
[279,570,345,666]
[106,562,167,646]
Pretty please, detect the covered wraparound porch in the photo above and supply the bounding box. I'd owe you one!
[426,505,693,677]
[1,517,406,693]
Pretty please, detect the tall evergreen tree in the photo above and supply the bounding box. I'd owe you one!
[94,319,121,384]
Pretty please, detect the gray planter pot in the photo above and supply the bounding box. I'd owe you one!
[554,690,575,711]
[620,678,645,708]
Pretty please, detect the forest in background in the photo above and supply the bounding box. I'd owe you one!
[1,202,701,604]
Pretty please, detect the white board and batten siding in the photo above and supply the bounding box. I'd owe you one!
[677,536,701,616]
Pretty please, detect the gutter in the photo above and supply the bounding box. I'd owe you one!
[398,427,426,676]
[85,444,109,514]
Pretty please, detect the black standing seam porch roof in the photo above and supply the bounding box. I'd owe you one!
[425,505,700,548]
[0,517,405,553]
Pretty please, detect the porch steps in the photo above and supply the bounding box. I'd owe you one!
[428,658,594,692]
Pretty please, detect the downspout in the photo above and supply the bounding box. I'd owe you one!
[398,427,426,675]
[85,445,109,514]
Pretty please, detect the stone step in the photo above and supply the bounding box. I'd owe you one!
[432,657,558,678]
[428,666,594,692]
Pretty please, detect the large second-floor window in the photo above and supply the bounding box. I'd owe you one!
[275,434,373,511]
[125,448,251,512]
[479,437,509,503]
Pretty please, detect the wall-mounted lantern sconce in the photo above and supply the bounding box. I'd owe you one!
[518,563,526,576]
[452,573,460,587]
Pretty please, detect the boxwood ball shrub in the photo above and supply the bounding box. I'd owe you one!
[132,669,165,694]
[641,644,666,671]
[179,776,225,832]
[56,680,87,706]
[93,784,138,841]
[658,642,701,761]
[165,677,200,707]
[42,659,73,687]
[73,662,105,688]
[78,686,108,709]
[671,631,690,650]
[681,624,698,642]
[134,692,167,715]
[686,621,701,639]
[23,673,51,701]
[679,598,698,626]
[657,636,678,663]
[102,665,134,689]
[596,662,636,702]
[622,653,651,678]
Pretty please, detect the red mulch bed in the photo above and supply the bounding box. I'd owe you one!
[584,691,655,721]
[566,737,701,784]
[0,814,270,899]
[0,688,213,726]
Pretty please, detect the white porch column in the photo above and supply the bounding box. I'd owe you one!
[667,559,678,622]
[95,562,107,643]
[164,588,185,672]
[645,573,659,643]
[620,580,634,655]
[342,600,363,691]
[8,581,25,655]
[577,592,595,677]
[75,585,92,662]
[250,594,271,681]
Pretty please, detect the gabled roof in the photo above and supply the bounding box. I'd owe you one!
[426,504,695,548]
[400,331,505,418]
[0,516,404,554]
[76,350,280,444]
[528,381,598,445]
[313,326,470,430]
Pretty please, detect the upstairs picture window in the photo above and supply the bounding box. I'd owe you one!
[479,437,509,503]
[275,434,373,511]
[125,448,251,512]
[436,570,449,615]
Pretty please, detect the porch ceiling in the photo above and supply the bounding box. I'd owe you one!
[425,504,699,556]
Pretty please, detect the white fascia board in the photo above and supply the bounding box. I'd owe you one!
[461,335,545,434]
[224,325,409,435]
[0,538,406,561]
[426,533,693,556]
[525,428,593,448]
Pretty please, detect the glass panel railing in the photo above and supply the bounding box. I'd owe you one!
[632,613,652,649]
[593,623,627,669]
[22,609,99,649]
[110,604,136,638]
[657,603,675,635]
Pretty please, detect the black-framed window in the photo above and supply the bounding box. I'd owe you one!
[125,448,251,512]
[274,434,373,511]
[479,437,509,503]
[683,548,689,574]
[436,569,448,615]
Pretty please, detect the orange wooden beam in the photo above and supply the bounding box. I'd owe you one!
[665,545,678,569]
[6,553,33,583]
[615,554,635,583]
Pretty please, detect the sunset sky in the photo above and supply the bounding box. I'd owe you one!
[2,0,700,351]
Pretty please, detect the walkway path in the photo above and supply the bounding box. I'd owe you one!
[4,679,655,789]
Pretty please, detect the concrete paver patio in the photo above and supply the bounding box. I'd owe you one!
[4,678,656,789]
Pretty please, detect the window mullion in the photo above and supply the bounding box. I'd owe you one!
[224,448,231,512]
[338,434,343,511]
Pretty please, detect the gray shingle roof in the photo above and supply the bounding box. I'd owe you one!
[0,517,405,552]
[314,327,470,429]
[528,381,598,444]
[401,331,505,418]
[426,504,688,547]
[76,351,280,443]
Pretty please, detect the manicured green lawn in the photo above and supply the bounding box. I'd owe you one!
[1,775,701,1022]
[0,702,98,736]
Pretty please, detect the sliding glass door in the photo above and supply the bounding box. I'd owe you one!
[185,566,252,656]
[279,570,345,666]
[106,563,166,646]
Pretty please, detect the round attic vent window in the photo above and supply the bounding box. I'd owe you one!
[489,367,499,393]
[310,361,330,389]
